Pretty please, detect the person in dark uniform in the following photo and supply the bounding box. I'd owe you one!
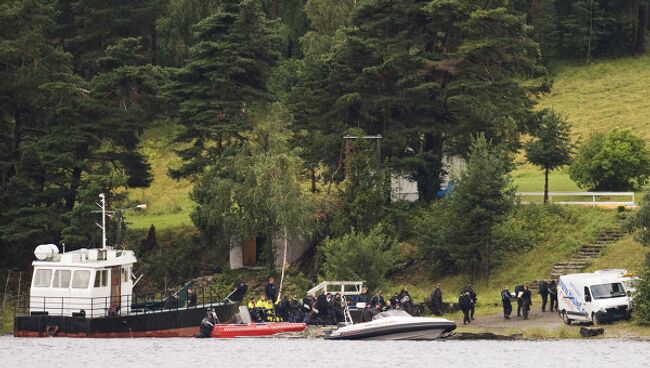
[459,292,472,325]
[316,292,330,324]
[187,288,197,307]
[431,284,443,316]
[539,280,549,312]
[501,287,512,319]
[521,285,532,320]
[370,290,385,309]
[357,287,371,306]
[265,277,277,303]
[514,284,524,317]
[462,284,477,320]
[549,280,558,312]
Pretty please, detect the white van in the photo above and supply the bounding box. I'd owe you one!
[558,273,631,324]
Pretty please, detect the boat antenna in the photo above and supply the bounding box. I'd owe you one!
[98,193,107,249]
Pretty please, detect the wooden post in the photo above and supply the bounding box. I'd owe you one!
[277,227,289,304]
[2,270,10,312]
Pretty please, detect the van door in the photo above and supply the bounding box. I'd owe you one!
[110,266,121,313]
[583,286,593,320]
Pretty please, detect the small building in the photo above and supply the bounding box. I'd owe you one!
[229,235,309,270]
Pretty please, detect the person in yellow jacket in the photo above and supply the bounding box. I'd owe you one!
[247,297,261,322]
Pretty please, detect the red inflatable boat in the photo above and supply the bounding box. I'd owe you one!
[211,323,307,338]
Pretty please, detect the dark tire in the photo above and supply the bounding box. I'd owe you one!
[591,313,598,325]
[561,310,572,325]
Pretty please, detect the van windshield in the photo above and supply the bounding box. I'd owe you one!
[590,283,626,299]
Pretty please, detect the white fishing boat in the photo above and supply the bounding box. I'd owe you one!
[326,309,456,340]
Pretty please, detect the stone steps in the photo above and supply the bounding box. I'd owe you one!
[547,229,626,279]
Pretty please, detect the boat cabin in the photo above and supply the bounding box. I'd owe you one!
[29,243,136,318]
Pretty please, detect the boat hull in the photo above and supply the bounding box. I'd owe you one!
[14,303,239,338]
[211,322,307,338]
[326,321,456,340]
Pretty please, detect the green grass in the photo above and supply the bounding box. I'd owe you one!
[125,123,194,230]
[539,54,650,142]
[393,206,625,311]
[586,236,647,275]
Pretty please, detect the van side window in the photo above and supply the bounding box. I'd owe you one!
[584,286,591,299]
[33,269,52,287]
[52,270,71,288]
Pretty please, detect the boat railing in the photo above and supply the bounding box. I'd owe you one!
[13,286,228,318]
[306,281,364,297]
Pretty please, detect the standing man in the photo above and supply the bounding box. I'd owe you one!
[549,280,558,312]
[539,280,549,312]
[431,284,443,316]
[501,287,512,319]
[514,283,524,317]
[521,285,532,320]
[459,292,472,325]
[265,276,277,303]
[462,284,477,320]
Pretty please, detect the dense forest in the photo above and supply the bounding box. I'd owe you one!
[2,0,650,278]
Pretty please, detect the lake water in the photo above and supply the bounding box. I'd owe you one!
[1,336,648,368]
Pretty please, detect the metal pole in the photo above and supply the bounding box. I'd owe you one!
[99,193,107,249]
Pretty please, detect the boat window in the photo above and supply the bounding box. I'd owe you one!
[94,270,108,288]
[33,269,52,287]
[121,267,129,283]
[52,270,71,288]
[590,283,627,299]
[72,270,91,289]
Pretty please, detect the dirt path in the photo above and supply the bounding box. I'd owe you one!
[455,308,564,333]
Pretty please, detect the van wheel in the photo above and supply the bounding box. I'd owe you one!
[591,313,598,325]
[561,311,572,325]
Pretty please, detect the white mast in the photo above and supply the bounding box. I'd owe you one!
[98,193,107,249]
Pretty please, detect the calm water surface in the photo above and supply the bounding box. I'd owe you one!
[0,336,648,368]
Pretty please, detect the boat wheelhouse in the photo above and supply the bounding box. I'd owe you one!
[29,244,137,318]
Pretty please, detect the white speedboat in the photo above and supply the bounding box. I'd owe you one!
[326,309,456,340]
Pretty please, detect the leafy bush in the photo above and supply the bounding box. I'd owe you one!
[569,129,650,190]
[320,227,396,291]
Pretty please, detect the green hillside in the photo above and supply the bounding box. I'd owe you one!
[539,55,650,141]
[513,54,650,194]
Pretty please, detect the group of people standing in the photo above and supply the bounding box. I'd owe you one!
[247,278,418,325]
[429,283,478,325]
[501,280,558,320]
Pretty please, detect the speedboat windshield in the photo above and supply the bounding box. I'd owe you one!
[373,309,412,320]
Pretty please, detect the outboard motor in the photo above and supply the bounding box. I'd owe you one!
[198,310,218,338]
[225,281,248,303]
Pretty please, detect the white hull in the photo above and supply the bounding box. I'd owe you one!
[327,312,456,341]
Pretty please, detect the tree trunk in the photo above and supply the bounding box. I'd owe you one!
[636,3,649,54]
[587,0,594,63]
[277,227,289,303]
[544,167,549,204]
[310,167,316,193]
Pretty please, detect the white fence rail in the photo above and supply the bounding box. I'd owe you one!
[517,192,636,207]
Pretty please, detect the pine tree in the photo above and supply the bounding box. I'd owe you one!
[167,0,280,179]
[445,135,515,281]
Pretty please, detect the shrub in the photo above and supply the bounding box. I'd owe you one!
[320,226,396,291]
[569,129,650,190]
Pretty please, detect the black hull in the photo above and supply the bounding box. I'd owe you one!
[14,303,239,338]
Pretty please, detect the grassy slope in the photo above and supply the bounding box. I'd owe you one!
[513,53,650,193]
[390,207,646,311]
[125,124,193,230]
